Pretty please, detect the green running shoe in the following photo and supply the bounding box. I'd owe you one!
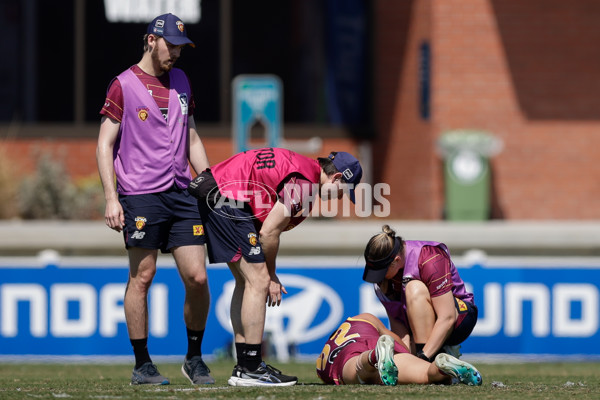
[375,334,398,386]
[435,353,482,386]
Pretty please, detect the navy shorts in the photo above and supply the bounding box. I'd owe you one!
[190,169,265,264]
[445,298,478,346]
[196,198,265,265]
[119,186,205,253]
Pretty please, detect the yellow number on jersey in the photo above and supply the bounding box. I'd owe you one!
[316,322,360,371]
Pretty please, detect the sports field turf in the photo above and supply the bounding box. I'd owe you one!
[1,360,599,399]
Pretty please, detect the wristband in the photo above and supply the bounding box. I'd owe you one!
[417,350,431,362]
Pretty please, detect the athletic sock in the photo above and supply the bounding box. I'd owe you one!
[235,342,245,367]
[131,338,152,369]
[185,328,205,359]
[368,349,378,366]
[242,343,263,372]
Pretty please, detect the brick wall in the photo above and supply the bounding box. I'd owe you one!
[1,136,359,181]
[374,0,600,219]
[1,134,371,221]
[373,0,438,219]
[4,0,600,220]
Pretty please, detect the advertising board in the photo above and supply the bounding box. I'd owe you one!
[1,257,598,360]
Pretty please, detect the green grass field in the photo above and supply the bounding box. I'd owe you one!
[1,360,599,399]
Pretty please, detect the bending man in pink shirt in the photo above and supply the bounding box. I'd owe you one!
[188,147,362,386]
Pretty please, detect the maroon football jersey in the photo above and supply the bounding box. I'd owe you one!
[316,316,408,385]
[101,65,195,122]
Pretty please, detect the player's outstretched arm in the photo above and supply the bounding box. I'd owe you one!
[96,116,124,232]
[422,291,456,359]
[188,117,210,173]
[260,201,291,306]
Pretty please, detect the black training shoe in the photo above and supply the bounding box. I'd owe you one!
[227,362,298,387]
[130,362,170,385]
[182,356,215,385]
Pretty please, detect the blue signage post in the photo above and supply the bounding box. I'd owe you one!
[232,75,283,153]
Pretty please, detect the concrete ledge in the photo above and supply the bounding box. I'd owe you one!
[1,219,600,256]
[0,220,124,256]
[281,220,600,256]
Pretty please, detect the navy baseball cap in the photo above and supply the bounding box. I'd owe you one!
[363,237,401,283]
[147,13,195,48]
[329,152,363,203]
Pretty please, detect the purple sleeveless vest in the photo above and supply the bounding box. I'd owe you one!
[114,67,192,194]
[375,240,474,328]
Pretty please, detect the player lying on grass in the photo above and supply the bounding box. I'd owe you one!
[316,313,482,386]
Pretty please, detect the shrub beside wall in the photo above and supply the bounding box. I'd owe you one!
[0,148,19,219]
[0,150,104,220]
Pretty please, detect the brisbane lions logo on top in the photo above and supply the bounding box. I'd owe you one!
[136,106,149,121]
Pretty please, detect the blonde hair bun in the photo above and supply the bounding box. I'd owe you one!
[382,224,396,238]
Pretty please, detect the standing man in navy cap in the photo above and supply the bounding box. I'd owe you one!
[188,148,363,386]
[97,13,213,385]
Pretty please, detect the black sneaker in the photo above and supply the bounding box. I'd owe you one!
[182,355,215,385]
[130,362,170,385]
[227,362,298,387]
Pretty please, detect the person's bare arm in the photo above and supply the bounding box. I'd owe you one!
[260,201,291,306]
[188,117,210,174]
[422,291,456,358]
[386,311,413,352]
[96,116,123,231]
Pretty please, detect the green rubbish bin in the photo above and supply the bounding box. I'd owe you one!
[437,130,503,221]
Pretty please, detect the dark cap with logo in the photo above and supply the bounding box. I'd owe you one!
[328,152,363,203]
[363,237,402,283]
[147,13,195,48]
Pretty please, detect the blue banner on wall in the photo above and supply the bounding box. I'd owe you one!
[1,257,599,360]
